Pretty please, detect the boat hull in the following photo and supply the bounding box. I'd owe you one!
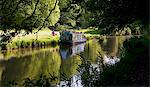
[60,39,86,45]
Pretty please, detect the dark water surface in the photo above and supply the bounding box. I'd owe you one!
[0,36,131,86]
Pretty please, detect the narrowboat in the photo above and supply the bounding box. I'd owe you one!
[60,30,86,44]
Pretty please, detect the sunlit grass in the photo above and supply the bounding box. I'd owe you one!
[1,28,101,50]
[4,28,60,50]
[13,28,59,42]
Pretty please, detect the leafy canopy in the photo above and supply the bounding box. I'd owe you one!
[0,0,60,32]
[83,0,149,34]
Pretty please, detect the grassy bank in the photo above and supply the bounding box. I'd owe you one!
[0,28,59,50]
[0,28,101,50]
[0,27,142,50]
[74,28,101,40]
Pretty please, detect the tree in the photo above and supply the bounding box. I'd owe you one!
[58,1,82,29]
[59,0,70,10]
[84,0,149,34]
[0,0,60,42]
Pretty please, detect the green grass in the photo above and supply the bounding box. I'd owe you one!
[1,28,101,50]
[3,28,60,50]
[84,30,101,34]
[74,28,101,40]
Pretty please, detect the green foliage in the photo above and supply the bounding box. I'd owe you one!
[59,0,70,10]
[84,0,149,34]
[77,11,94,28]
[85,30,101,35]
[0,0,60,32]
[56,25,66,31]
[58,3,82,28]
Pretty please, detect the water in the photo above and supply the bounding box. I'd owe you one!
[0,36,129,86]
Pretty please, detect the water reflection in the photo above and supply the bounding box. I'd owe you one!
[103,55,120,65]
[81,39,103,63]
[60,43,86,59]
[0,36,128,86]
[0,47,61,84]
[59,44,84,87]
[60,55,81,79]
[59,74,83,87]
[104,37,119,56]
[101,36,126,65]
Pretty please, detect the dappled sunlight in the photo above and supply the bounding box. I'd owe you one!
[0,0,148,86]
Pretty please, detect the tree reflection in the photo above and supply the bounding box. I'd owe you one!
[0,36,130,86]
[0,47,61,85]
[81,40,103,63]
[60,55,81,80]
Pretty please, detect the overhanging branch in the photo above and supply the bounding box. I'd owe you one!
[34,0,58,34]
[5,0,23,16]
[21,0,40,25]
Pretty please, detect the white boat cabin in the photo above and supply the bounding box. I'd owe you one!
[60,31,86,43]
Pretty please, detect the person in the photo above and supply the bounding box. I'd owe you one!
[52,30,55,36]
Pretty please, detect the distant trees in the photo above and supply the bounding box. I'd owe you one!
[58,0,81,29]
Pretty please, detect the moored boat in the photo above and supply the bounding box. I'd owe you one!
[60,30,86,44]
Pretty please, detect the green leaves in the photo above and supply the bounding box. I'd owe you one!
[84,0,149,34]
[0,0,60,32]
[59,0,70,10]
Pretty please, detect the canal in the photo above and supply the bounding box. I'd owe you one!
[0,36,148,86]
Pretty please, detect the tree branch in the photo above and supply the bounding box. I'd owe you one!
[5,0,23,16]
[21,0,40,24]
[35,0,58,33]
